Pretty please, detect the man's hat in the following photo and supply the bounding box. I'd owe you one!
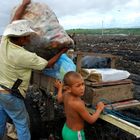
[3,19,36,37]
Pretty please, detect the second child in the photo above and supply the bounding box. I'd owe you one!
[55,71,105,140]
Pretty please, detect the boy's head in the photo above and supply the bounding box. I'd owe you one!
[63,71,85,97]
[66,49,74,60]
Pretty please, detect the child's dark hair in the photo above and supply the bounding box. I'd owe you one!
[63,71,82,86]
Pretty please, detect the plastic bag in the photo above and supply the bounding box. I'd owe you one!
[43,54,76,80]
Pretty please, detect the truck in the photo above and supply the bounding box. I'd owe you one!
[25,51,140,140]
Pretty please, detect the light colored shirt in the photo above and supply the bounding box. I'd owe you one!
[0,36,48,97]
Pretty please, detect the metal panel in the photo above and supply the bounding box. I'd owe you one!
[88,107,140,138]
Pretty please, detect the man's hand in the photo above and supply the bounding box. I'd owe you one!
[46,47,68,68]
[11,0,31,21]
[22,0,31,6]
[60,47,69,54]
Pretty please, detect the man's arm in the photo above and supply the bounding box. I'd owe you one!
[46,48,68,68]
[11,0,31,21]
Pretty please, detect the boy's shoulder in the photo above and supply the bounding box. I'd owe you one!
[69,97,84,107]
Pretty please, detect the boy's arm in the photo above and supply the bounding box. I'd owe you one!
[11,0,31,21]
[54,80,63,103]
[75,101,105,124]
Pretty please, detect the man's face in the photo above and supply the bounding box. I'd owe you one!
[19,35,31,46]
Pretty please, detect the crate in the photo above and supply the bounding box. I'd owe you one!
[74,52,134,105]
[83,79,134,105]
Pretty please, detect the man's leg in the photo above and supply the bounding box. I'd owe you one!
[12,104,30,140]
[1,94,30,140]
[0,104,7,139]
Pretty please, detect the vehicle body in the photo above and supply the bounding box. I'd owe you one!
[28,51,140,139]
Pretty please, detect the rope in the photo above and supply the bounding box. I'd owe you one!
[92,98,140,125]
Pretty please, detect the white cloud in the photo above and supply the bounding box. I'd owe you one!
[0,0,140,34]
[125,12,140,21]
[126,0,140,9]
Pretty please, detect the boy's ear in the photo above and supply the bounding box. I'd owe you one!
[63,85,71,93]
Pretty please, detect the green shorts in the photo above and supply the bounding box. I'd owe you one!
[62,123,86,140]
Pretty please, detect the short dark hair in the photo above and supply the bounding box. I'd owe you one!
[10,36,20,41]
[63,71,82,86]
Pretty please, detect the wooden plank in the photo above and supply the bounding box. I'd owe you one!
[106,100,140,110]
[76,53,83,72]
[87,107,140,138]
[32,70,56,93]
[111,57,116,68]
[74,51,118,59]
[32,70,42,87]
[85,79,133,87]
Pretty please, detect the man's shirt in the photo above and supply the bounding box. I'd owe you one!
[0,36,48,97]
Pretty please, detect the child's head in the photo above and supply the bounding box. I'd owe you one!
[63,71,85,97]
[66,49,74,60]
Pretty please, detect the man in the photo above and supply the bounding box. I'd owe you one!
[0,19,67,140]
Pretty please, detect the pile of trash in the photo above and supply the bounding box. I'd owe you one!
[11,2,74,60]
[25,85,65,139]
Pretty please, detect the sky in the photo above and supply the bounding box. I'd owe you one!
[0,0,140,35]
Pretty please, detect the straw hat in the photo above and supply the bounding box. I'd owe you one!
[3,19,36,37]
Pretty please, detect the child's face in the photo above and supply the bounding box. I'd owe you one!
[69,78,85,97]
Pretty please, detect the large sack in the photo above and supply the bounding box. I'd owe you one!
[11,2,74,60]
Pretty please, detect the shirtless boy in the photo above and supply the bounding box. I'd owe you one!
[55,71,105,140]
